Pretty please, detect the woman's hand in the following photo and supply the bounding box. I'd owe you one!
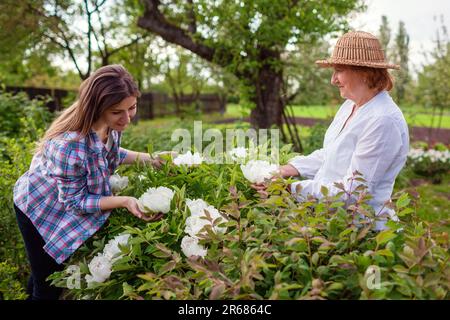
[151,151,178,169]
[279,164,300,178]
[250,183,270,198]
[150,156,164,169]
[123,196,163,222]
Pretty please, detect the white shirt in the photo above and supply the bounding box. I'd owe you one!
[288,91,409,230]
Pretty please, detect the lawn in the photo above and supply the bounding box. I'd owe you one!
[224,104,450,129]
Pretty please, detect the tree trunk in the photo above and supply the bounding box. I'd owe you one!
[249,65,284,129]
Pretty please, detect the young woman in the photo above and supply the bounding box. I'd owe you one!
[13,64,162,300]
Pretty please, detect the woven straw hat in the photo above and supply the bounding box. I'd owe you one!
[316,31,400,70]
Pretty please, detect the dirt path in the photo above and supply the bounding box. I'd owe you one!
[213,117,450,144]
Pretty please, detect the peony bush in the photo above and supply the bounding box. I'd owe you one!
[49,146,450,300]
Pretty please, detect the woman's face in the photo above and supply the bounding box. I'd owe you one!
[330,66,367,101]
[101,96,137,132]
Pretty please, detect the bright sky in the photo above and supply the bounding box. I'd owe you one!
[349,0,450,72]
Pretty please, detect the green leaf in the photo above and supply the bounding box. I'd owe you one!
[398,208,414,217]
[376,249,394,257]
[396,193,411,209]
[311,252,320,266]
[376,229,397,247]
[159,260,177,275]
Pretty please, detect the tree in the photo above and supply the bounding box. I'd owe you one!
[137,0,364,129]
[416,16,450,137]
[393,21,410,104]
[0,0,149,80]
[378,15,391,59]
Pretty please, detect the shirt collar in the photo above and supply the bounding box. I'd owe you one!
[88,129,109,155]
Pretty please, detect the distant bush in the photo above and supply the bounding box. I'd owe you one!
[407,143,450,184]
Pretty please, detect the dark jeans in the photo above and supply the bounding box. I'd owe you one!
[14,204,64,300]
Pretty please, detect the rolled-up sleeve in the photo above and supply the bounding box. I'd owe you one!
[291,116,404,202]
[48,141,102,215]
[288,148,325,179]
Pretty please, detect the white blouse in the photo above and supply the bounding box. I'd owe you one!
[288,91,409,230]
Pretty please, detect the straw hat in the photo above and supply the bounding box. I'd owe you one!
[316,31,400,70]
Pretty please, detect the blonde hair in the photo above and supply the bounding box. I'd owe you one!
[35,65,140,154]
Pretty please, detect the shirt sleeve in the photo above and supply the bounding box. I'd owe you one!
[291,115,404,204]
[119,147,128,165]
[47,140,102,215]
[288,148,325,179]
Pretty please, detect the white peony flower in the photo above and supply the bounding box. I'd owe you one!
[184,215,210,238]
[103,234,131,262]
[240,160,278,184]
[228,147,247,161]
[85,254,112,284]
[109,174,129,194]
[173,151,203,167]
[185,199,227,236]
[138,186,175,214]
[181,236,207,258]
[185,198,209,217]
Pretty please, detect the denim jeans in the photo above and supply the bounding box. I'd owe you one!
[14,204,64,300]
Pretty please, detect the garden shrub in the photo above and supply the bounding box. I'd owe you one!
[0,261,28,300]
[48,147,449,300]
[0,91,53,299]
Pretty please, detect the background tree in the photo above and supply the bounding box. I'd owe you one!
[0,0,150,80]
[416,16,450,136]
[378,15,391,59]
[393,21,410,105]
[137,0,364,130]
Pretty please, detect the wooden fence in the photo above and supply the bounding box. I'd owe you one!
[4,86,225,119]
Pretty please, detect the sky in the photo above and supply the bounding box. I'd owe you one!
[348,0,450,72]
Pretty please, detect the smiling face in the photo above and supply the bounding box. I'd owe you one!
[330,65,367,102]
[98,96,137,132]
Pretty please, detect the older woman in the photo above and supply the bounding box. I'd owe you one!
[277,31,409,230]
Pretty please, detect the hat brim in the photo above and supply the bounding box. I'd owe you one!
[315,59,400,70]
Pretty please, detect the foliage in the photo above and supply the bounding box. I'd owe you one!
[285,41,341,106]
[0,91,52,142]
[0,261,28,300]
[392,21,411,105]
[49,147,449,300]
[302,122,329,155]
[0,91,52,295]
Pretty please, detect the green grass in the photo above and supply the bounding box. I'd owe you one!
[224,104,450,129]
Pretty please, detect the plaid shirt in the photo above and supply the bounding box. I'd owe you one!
[14,129,128,264]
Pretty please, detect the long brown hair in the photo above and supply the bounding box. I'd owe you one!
[35,64,140,154]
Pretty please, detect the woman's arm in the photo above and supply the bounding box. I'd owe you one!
[120,148,163,167]
[287,148,325,179]
[99,196,161,221]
